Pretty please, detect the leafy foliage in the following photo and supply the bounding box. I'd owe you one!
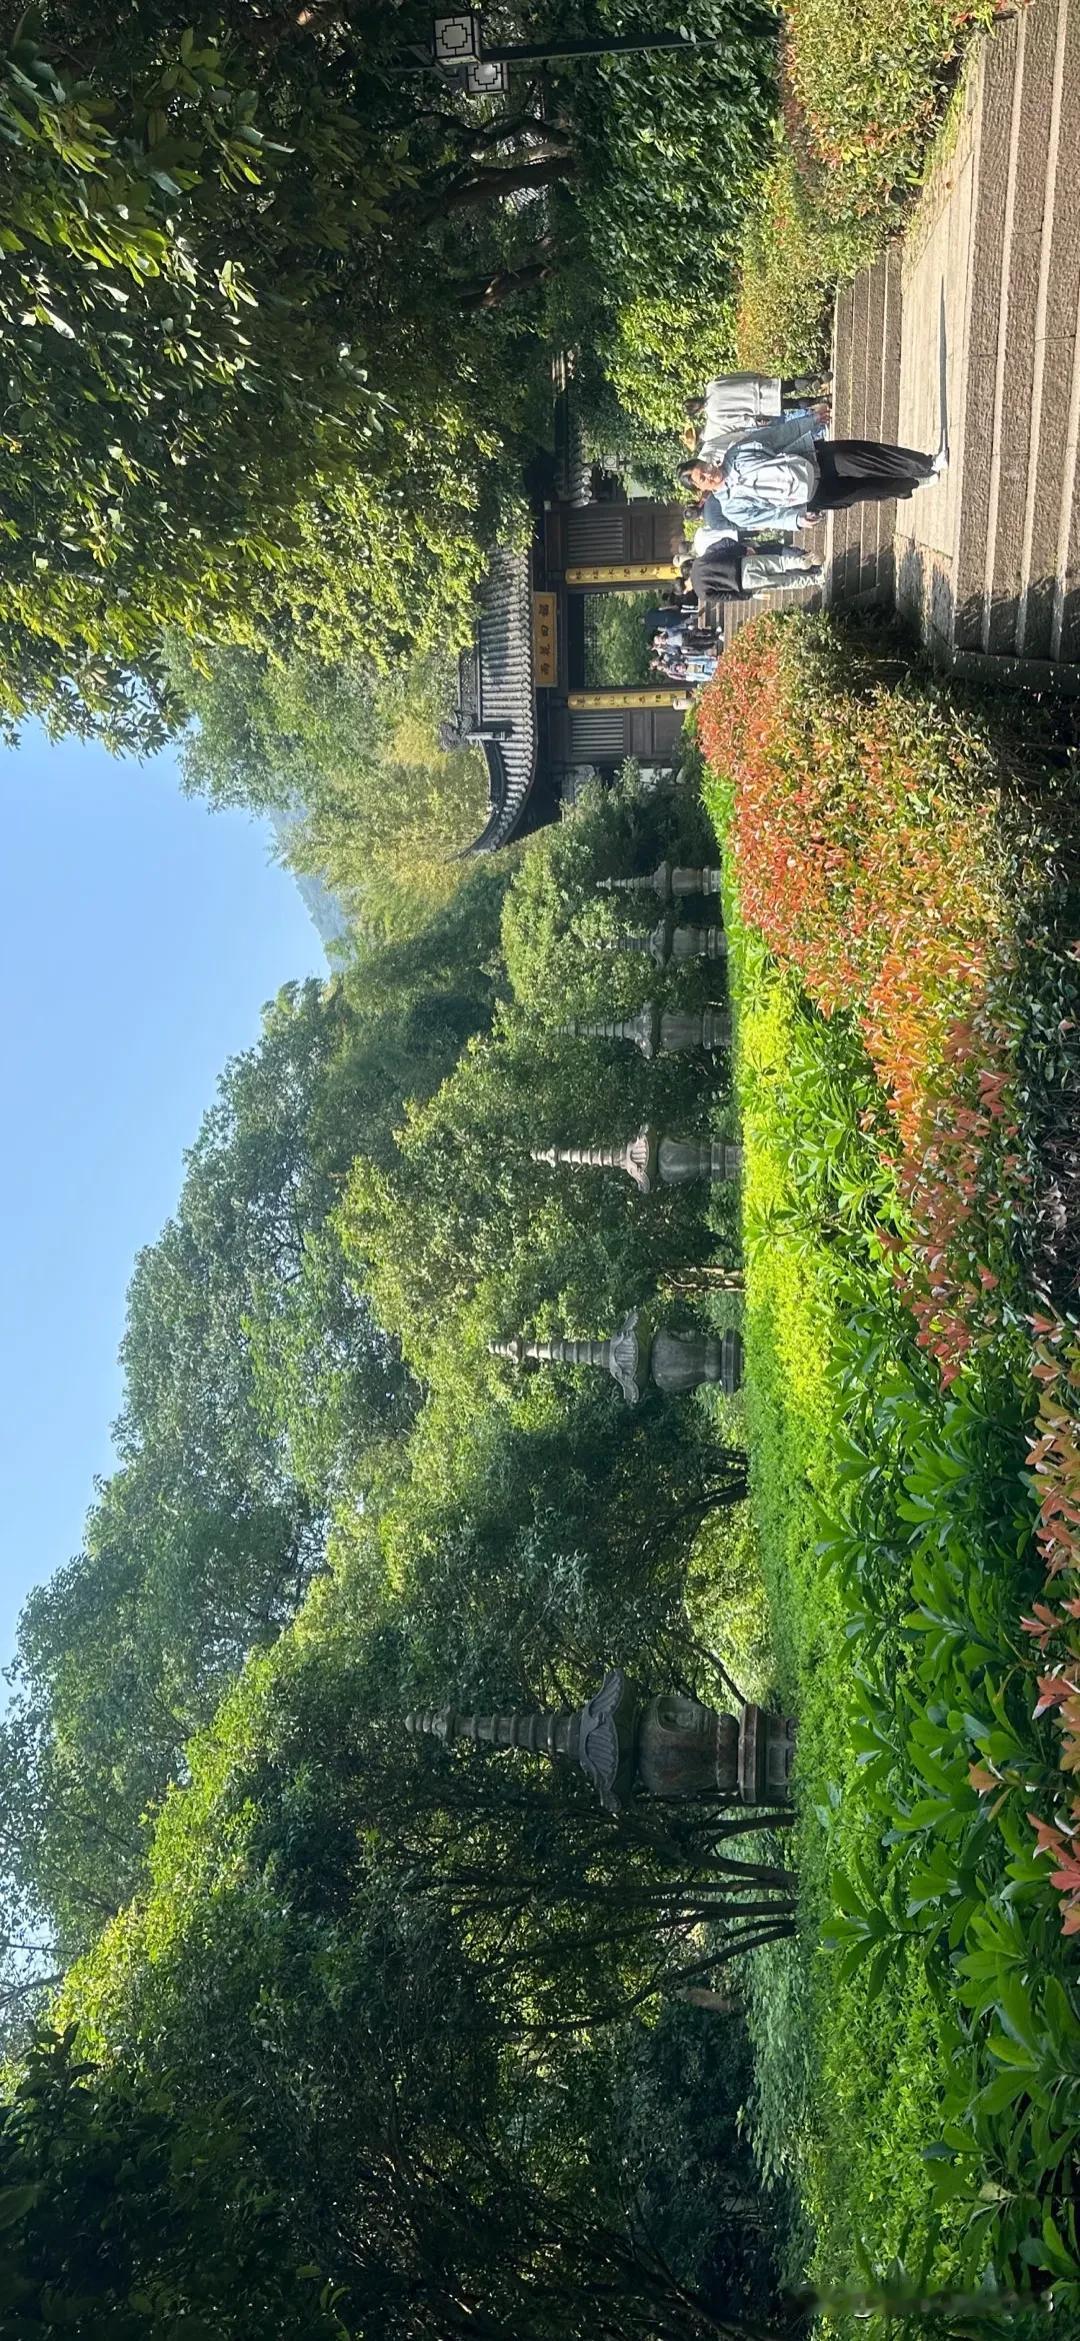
[702,625,1080,2319]
[0,762,794,2337]
[545,0,778,453]
[0,4,568,737]
[730,7,993,376]
[0,2025,347,2340]
[167,636,490,935]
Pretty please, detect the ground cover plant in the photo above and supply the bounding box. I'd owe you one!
[731,3,996,373]
[698,615,1080,2317]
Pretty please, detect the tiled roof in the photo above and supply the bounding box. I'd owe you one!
[461,546,539,854]
[554,377,591,507]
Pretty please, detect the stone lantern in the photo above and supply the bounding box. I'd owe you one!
[405,1666,796,1811]
[489,1310,743,1402]
[593,913,726,968]
[554,1002,732,1057]
[598,860,722,901]
[531,1129,742,1193]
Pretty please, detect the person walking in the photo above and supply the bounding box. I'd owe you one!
[679,417,820,536]
[686,535,824,605]
[681,418,946,535]
[641,597,685,637]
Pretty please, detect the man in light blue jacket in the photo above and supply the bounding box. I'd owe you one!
[681,414,945,535]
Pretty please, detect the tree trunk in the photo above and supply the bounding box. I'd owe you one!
[416,153,577,226]
[458,253,557,312]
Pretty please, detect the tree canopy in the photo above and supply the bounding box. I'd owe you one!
[1,2,779,741]
[166,636,491,935]
[0,4,561,738]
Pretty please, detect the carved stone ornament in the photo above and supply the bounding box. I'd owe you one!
[577,1668,639,1812]
[607,1308,645,1404]
[553,1004,731,1058]
[405,1673,796,1811]
[598,862,723,902]
[532,1133,741,1193]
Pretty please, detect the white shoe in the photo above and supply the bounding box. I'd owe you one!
[930,443,949,476]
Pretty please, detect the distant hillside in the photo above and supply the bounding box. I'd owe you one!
[268,812,351,956]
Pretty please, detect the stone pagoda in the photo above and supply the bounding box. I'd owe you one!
[531,1128,742,1193]
[598,859,722,901]
[594,912,726,968]
[490,1309,743,1402]
[406,1666,796,1811]
[554,1002,731,1057]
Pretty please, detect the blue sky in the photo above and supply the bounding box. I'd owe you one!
[0,728,322,1676]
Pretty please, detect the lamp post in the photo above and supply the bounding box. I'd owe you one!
[553,1004,732,1056]
[406,1668,797,1811]
[428,12,745,86]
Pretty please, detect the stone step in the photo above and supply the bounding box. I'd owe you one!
[950,0,1080,669]
[854,259,889,598]
[867,248,903,594]
[986,0,1069,656]
[1048,0,1080,659]
[824,251,904,612]
[952,13,1021,652]
[1022,0,1080,656]
[824,272,857,603]
[832,279,857,436]
[830,273,865,601]
[829,0,1080,682]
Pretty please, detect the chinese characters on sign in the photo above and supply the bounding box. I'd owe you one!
[567,689,691,711]
[532,592,557,687]
[565,563,682,586]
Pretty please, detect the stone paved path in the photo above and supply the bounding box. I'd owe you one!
[849,0,1080,689]
[726,0,1080,689]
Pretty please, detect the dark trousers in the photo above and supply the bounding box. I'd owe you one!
[689,544,746,605]
[806,439,934,515]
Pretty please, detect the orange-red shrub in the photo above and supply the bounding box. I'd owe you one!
[699,615,1021,1379]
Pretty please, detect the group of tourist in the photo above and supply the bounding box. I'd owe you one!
[645,369,948,669]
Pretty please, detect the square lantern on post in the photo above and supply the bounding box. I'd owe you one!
[464,54,510,93]
[432,12,483,67]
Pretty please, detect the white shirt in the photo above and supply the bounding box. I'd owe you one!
[690,522,739,557]
[700,374,782,457]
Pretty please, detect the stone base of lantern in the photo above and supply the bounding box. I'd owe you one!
[635,1696,739,1799]
[658,1006,731,1055]
[656,1137,742,1187]
[648,1326,743,1395]
[738,1704,797,1805]
[669,922,726,967]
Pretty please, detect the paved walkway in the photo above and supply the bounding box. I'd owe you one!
[726,0,1080,689]
[844,0,1080,689]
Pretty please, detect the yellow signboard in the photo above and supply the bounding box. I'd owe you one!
[532,592,557,686]
[567,688,691,711]
[565,562,682,587]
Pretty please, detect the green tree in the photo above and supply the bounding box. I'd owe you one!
[499,766,723,1024]
[167,636,490,934]
[0,879,514,1962]
[0,7,567,737]
[340,1008,732,1377]
[0,977,412,1957]
[0,2027,350,2340]
[375,1363,749,1717]
[57,1628,795,2341]
[585,592,656,686]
